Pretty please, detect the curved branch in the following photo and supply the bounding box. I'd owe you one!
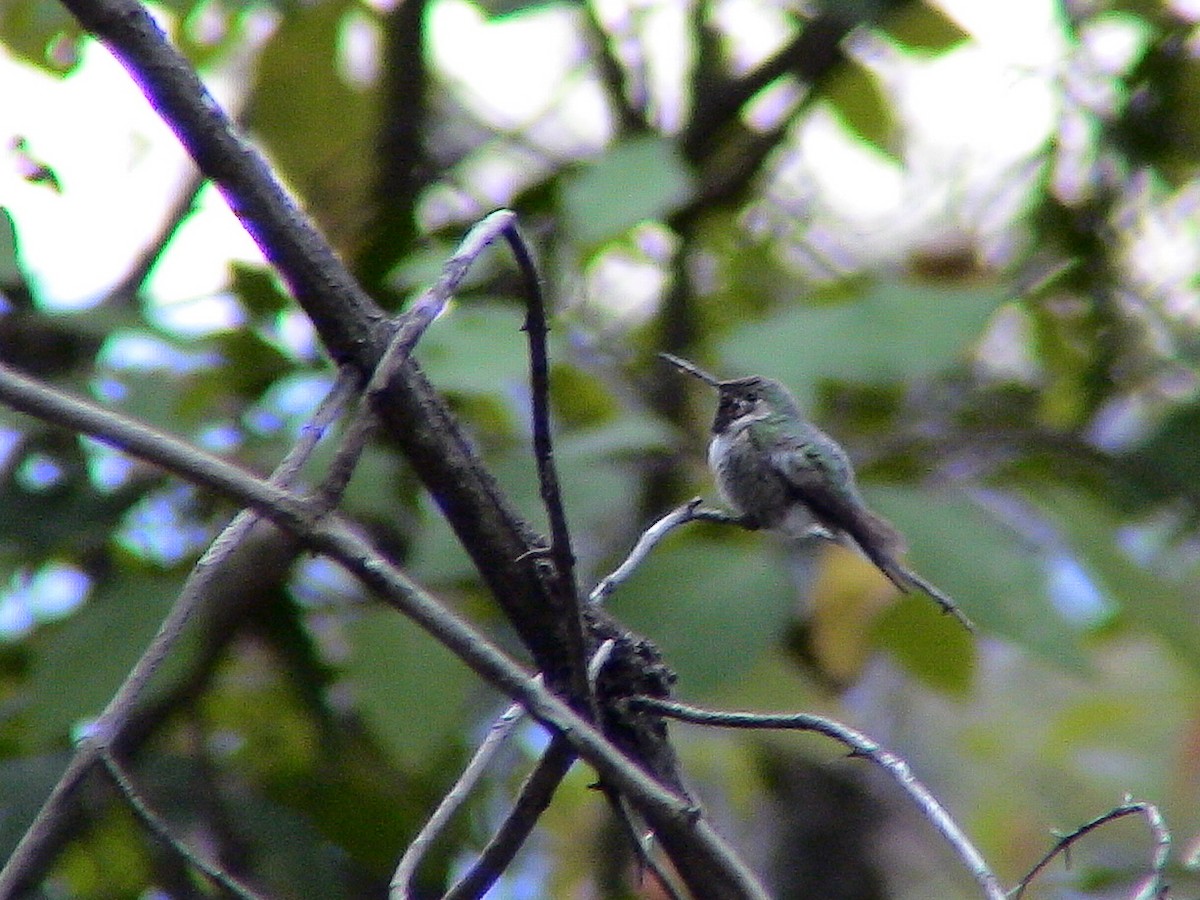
[100,751,267,900]
[54,0,586,731]
[0,366,356,897]
[634,697,1006,900]
[391,699,528,898]
[1012,799,1170,900]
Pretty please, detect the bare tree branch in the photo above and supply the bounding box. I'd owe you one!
[0,363,769,900]
[0,365,357,897]
[1013,799,1171,900]
[590,499,709,605]
[55,0,589,704]
[320,210,520,508]
[391,699,528,898]
[633,697,1006,900]
[99,750,268,900]
[441,738,577,900]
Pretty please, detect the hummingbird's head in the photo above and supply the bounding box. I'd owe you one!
[658,354,799,433]
[712,376,796,433]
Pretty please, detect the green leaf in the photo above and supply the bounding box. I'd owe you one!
[0,0,81,73]
[343,607,475,768]
[873,593,975,693]
[248,0,374,245]
[822,59,898,158]
[0,753,71,860]
[414,303,530,395]
[881,2,971,52]
[26,572,177,745]
[0,207,23,286]
[721,281,1006,405]
[561,135,694,248]
[230,262,292,322]
[608,532,794,695]
[867,485,1086,668]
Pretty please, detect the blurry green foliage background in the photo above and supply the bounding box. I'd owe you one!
[2,0,1200,896]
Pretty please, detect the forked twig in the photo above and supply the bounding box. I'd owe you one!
[1012,798,1170,900]
[633,697,1006,900]
[502,221,578,592]
[320,210,523,508]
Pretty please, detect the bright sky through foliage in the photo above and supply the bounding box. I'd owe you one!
[0,0,1069,312]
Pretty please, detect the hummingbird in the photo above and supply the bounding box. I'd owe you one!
[660,352,973,631]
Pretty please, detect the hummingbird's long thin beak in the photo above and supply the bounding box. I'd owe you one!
[658,352,720,387]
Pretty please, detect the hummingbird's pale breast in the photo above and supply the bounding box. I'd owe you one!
[708,412,823,537]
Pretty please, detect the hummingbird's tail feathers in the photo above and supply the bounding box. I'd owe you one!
[891,565,976,633]
[843,514,976,633]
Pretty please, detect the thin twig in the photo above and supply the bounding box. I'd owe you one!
[320,210,522,510]
[591,499,706,604]
[99,750,268,900]
[391,699,529,898]
[442,737,577,900]
[1012,799,1171,900]
[388,637,611,900]
[502,212,577,593]
[0,367,357,897]
[0,363,769,900]
[633,697,1006,900]
[498,218,596,739]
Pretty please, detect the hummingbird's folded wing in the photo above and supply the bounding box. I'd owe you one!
[766,431,908,566]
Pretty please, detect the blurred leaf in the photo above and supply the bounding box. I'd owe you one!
[873,593,975,693]
[476,0,555,16]
[822,59,898,158]
[0,752,70,860]
[26,572,176,745]
[0,207,23,287]
[1034,485,1200,670]
[0,0,81,73]
[550,361,619,428]
[867,485,1086,668]
[557,412,671,460]
[1124,400,1200,510]
[609,531,793,695]
[205,328,295,400]
[230,262,292,322]
[0,439,144,557]
[248,0,374,250]
[407,492,478,586]
[561,135,694,248]
[344,607,475,768]
[881,2,970,52]
[721,281,1006,405]
[415,303,530,396]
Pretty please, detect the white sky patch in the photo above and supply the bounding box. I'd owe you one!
[428,0,595,131]
[1,41,192,307]
[0,19,264,311]
[1,0,1070,318]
